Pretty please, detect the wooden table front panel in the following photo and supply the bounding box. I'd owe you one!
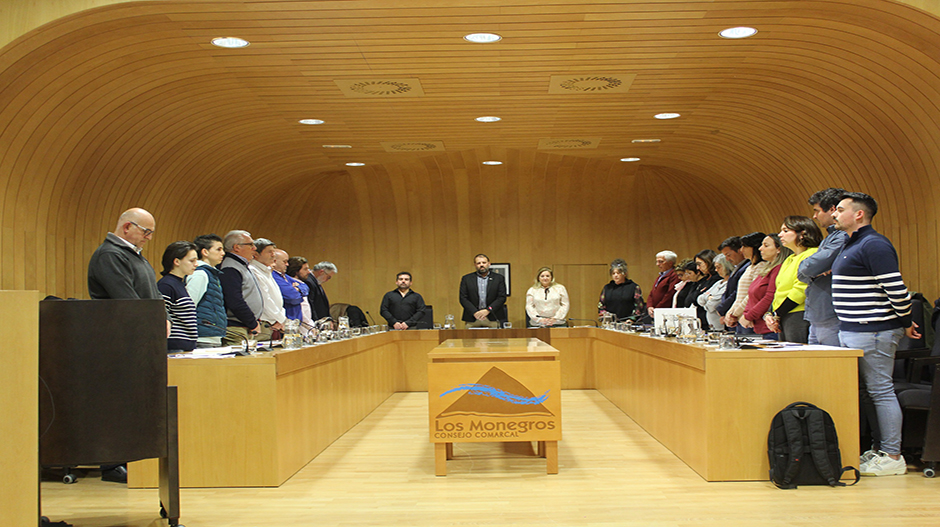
[592,331,861,481]
[428,360,562,443]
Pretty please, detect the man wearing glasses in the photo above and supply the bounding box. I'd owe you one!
[219,230,264,345]
[88,208,162,301]
[87,207,164,484]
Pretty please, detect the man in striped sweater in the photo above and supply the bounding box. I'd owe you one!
[832,192,921,476]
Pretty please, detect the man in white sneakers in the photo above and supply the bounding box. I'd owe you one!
[831,192,920,476]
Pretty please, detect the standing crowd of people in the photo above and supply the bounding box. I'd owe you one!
[587,188,918,477]
[88,186,920,479]
[88,216,340,353]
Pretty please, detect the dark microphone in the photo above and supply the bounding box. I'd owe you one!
[365,310,377,325]
[567,318,599,327]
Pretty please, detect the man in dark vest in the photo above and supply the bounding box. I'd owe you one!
[186,233,228,348]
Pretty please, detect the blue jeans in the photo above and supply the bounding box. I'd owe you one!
[808,317,842,347]
[839,328,904,455]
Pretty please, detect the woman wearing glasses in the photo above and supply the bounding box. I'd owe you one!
[526,267,570,327]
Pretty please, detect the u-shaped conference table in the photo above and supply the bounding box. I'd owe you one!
[128,327,861,487]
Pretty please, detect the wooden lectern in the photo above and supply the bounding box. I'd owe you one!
[39,299,181,526]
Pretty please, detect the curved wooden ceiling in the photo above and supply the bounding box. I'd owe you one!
[2,0,939,306]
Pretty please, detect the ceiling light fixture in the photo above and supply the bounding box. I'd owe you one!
[475,116,501,122]
[654,113,681,120]
[345,162,365,167]
[464,33,502,43]
[620,157,641,162]
[719,27,758,39]
[323,145,352,148]
[211,37,250,48]
[631,139,661,143]
[299,119,325,125]
[482,161,503,165]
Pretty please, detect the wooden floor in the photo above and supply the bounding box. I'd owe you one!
[41,390,940,527]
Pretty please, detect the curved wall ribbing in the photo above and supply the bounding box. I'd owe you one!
[1,0,938,323]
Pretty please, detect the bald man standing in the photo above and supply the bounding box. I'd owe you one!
[86,207,163,485]
[88,207,161,300]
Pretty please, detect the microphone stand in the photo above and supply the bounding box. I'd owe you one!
[201,319,252,355]
[223,327,251,355]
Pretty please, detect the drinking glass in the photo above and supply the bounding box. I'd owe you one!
[718,334,738,350]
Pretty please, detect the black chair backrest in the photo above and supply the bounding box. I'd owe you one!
[416,305,434,329]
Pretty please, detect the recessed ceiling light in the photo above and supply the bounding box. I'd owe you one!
[620,157,641,162]
[211,37,250,48]
[475,116,501,122]
[482,161,503,165]
[299,119,324,125]
[464,33,502,43]
[631,139,661,143]
[654,113,681,120]
[719,27,758,39]
[322,145,352,148]
[345,162,365,167]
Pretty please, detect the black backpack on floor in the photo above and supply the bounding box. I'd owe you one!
[767,402,860,489]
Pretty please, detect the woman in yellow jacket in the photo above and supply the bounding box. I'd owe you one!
[764,216,823,343]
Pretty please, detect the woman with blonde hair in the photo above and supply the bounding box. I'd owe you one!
[526,267,569,327]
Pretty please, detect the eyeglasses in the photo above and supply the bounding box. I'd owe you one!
[129,221,154,237]
[235,242,256,251]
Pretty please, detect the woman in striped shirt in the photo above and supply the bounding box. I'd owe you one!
[157,241,199,352]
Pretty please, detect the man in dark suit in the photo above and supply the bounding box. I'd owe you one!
[308,261,337,320]
[459,254,507,328]
[716,236,750,325]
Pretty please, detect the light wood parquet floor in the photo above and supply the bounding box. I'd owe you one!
[40,390,940,527]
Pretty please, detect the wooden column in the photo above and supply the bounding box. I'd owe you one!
[0,291,39,525]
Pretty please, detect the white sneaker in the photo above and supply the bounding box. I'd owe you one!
[860,449,878,465]
[860,451,907,476]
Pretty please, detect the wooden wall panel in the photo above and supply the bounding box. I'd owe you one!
[0,290,39,525]
[251,153,753,329]
[2,0,940,317]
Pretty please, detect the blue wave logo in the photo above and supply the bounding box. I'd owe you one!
[440,384,549,405]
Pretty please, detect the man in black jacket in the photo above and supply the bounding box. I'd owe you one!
[459,254,507,328]
[308,261,338,320]
[380,272,427,329]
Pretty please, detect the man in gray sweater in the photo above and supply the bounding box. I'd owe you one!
[86,207,164,484]
[88,208,161,301]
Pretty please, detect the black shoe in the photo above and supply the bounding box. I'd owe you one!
[41,516,73,526]
[101,465,127,484]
